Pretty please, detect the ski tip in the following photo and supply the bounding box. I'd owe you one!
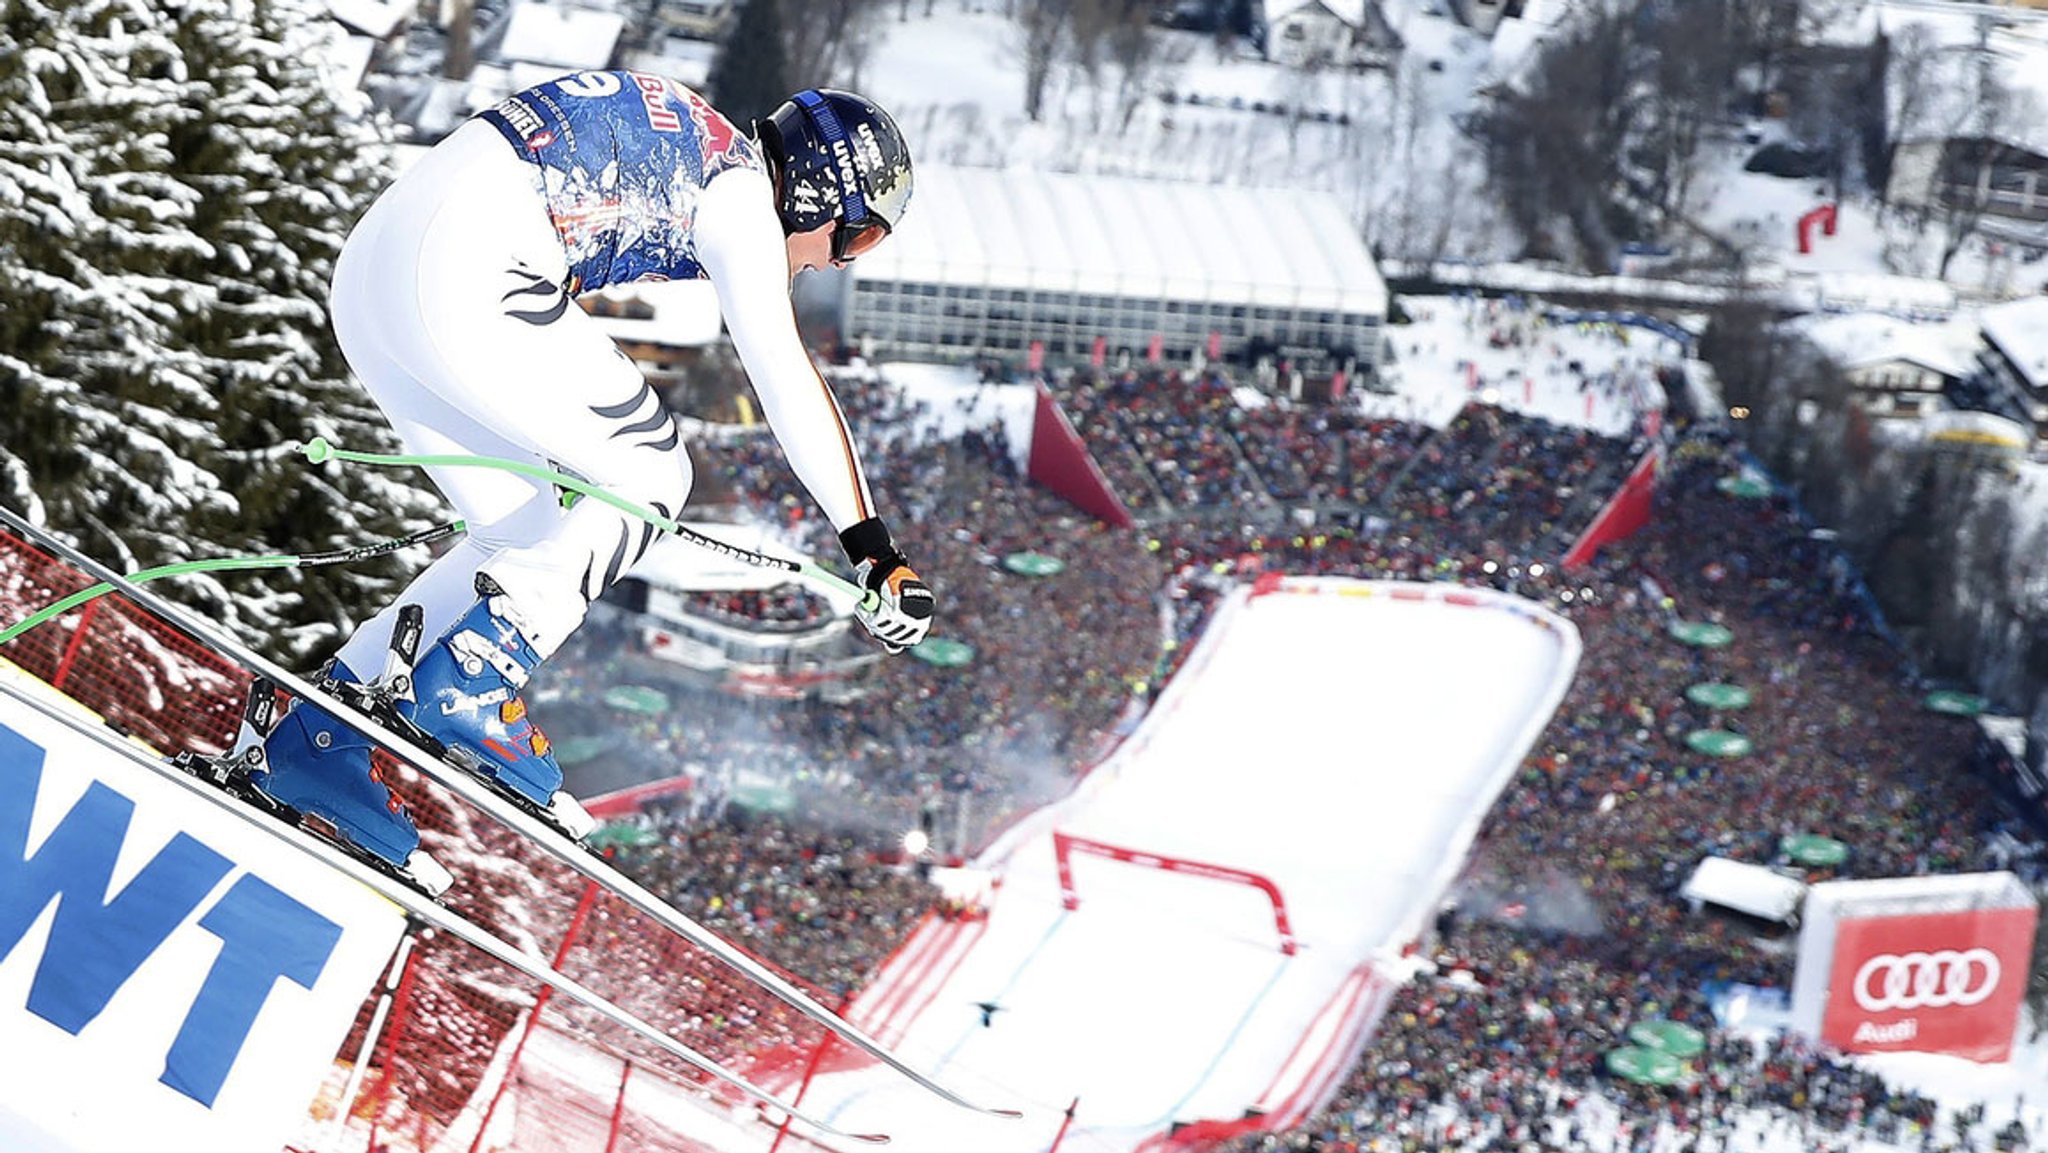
[301,437,334,464]
[990,1108,1026,1120]
[848,1133,891,1145]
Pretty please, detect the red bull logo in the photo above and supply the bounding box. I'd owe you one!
[687,90,738,158]
[630,72,682,133]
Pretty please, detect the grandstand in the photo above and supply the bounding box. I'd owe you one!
[841,165,1388,375]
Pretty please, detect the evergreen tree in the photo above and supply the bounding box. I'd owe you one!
[707,0,789,130]
[0,0,437,665]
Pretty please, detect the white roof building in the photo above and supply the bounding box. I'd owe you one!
[1789,311,1978,418]
[496,1,625,71]
[1681,856,1808,925]
[844,165,1387,371]
[1794,312,1978,380]
[1979,294,2048,390]
[1265,0,1372,22]
[326,0,408,39]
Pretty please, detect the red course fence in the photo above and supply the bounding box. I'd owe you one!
[1053,830,1297,956]
[0,526,863,1153]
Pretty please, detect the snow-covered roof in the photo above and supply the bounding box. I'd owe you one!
[1482,0,1573,90]
[852,165,1387,316]
[1803,0,1879,48]
[1880,3,2048,156]
[314,31,378,98]
[1264,0,1370,26]
[586,281,723,348]
[498,2,625,70]
[623,34,717,89]
[1484,14,1548,89]
[1792,311,1978,379]
[1978,713,2028,760]
[1979,294,2048,388]
[326,0,407,39]
[1682,857,1807,924]
[1807,269,1957,316]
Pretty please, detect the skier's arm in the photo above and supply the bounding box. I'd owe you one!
[696,170,934,650]
[695,168,876,533]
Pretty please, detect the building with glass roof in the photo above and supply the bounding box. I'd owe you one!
[841,165,1388,376]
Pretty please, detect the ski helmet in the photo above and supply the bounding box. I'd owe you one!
[756,89,913,263]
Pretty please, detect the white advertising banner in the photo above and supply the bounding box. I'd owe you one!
[0,688,408,1153]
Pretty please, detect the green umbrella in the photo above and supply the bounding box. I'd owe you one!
[1716,474,1773,499]
[1604,1046,1685,1086]
[1686,683,1753,710]
[587,823,660,850]
[602,684,671,716]
[1003,552,1068,577]
[1923,690,1987,717]
[1628,1020,1707,1059]
[552,735,621,767]
[1669,621,1734,648]
[1781,833,1850,868]
[1686,730,1753,757]
[911,637,977,668]
[731,779,797,816]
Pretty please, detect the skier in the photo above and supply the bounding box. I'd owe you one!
[253,72,934,880]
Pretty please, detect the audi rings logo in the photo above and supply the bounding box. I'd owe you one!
[1852,949,2001,1012]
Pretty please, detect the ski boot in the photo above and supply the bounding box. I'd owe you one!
[245,665,455,897]
[405,575,595,842]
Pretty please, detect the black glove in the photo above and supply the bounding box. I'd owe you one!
[840,517,935,653]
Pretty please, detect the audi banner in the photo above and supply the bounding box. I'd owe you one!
[1821,907,2038,1062]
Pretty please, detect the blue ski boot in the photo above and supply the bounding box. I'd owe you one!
[407,576,595,840]
[252,664,454,895]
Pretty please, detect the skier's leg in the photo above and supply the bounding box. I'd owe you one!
[339,120,693,654]
[325,372,561,678]
[388,264,688,812]
[320,122,689,812]
[253,124,564,859]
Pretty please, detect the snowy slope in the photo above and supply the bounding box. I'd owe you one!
[788,580,1579,1153]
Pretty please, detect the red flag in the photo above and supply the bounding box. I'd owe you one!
[1026,340,1044,373]
[1090,336,1107,369]
[1206,330,1223,360]
[1146,334,1163,364]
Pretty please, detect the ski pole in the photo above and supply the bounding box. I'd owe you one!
[296,437,882,612]
[0,519,466,647]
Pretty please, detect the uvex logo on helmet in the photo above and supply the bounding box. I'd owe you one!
[757,88,913,262]
[1852,948,2000,1012]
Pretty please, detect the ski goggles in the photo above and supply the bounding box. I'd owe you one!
[833,216,890,263]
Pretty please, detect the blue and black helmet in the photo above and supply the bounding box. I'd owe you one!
[756,89,913,262]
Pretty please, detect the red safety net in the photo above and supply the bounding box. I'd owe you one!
[0,526,858,1153]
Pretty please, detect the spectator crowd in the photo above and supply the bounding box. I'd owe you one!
[524,340,2044,1152]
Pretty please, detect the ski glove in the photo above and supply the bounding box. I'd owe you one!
[841,517,935,653]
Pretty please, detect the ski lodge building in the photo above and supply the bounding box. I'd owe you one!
[838,165,1388,379]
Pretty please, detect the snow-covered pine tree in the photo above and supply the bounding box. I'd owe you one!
[0,0,437,665]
